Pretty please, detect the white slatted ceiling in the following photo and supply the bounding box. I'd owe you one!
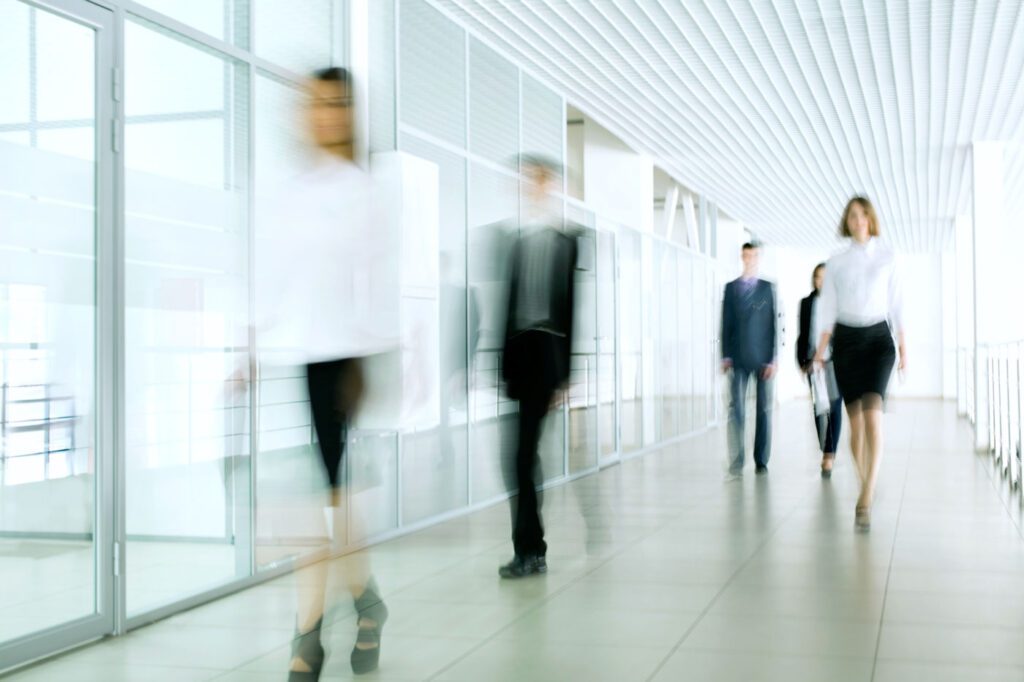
[435,0,1024,252]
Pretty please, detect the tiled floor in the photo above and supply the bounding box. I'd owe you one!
[8,400,1024,681]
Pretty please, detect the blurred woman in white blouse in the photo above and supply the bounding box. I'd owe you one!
[813,197,905,531]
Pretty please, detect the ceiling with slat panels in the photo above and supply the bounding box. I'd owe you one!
[433,0,1024,252]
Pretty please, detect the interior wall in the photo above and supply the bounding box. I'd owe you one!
[582,120,653,231]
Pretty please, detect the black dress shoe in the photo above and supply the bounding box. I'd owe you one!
[755,465,768,475]
[498,554,547,579]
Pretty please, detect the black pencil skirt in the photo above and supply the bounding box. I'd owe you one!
[832,322,896,404]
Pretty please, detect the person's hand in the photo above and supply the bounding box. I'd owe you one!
[721,359,733,375]
[898,345,907,372]
[550,384,568,410]
[762,363,776,380]
[811,351,825,371]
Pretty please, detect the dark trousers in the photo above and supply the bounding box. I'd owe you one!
[507,384,551,557]
[306,358,361,489]
[728,366,772,471]
[809,374,844,455]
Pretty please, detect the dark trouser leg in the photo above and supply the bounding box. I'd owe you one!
[753,371,772,467]
[512,387,550,558]
[825,397,843,454]
[727,369,750,472]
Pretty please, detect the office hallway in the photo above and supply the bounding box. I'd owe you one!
[8,400,1023,682]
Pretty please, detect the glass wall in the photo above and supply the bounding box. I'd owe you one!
[0,0,106,647]
[0,0,720,669]
[123,15,252,616]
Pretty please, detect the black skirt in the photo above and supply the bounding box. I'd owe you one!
[832,322,896,404]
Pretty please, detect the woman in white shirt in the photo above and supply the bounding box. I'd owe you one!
[813,197,906,531]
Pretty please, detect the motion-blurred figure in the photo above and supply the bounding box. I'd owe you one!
[255,67,395,679]
[439,251,480,466]
[498,155,578,579]
[721,243,777,477]
[797,263,843,477]
[813,197,905,531]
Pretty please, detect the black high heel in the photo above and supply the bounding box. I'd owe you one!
[288,616,325,682]
[351,579,389,675]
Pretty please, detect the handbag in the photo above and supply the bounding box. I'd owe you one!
[811,359,840,416]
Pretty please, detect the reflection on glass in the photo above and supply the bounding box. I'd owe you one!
[124,20,251,615]
[468,165,516,502]
[597,230,617,461]
[0,1,97,643]
[398,134,468,523]
[619,231,643,453]
[568,223,598,475]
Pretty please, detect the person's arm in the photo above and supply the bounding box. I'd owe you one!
[796,297,810,370]
[813,263,838,367]
[721,283,734,372]
[763,283,778,379]
[889,256,907,371]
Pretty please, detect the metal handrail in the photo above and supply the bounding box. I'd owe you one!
[976,341,1024,491]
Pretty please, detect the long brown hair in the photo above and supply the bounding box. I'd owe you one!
[839,196,880,238]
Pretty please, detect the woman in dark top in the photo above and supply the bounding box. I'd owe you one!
[797,263,843,478]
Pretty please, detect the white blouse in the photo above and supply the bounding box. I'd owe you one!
[817,238,904,336]
[255,154,400,364]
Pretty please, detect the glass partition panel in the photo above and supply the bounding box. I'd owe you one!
[597,230,617,462]
[467,164,517,503]
[678,251,694,434]
[619,230,643,454]
[0,0,100,643]
[655,243,680,440]
[124,19,252,615]
[568,225,598,475]
[693,260,710,430]
[398,134,468,523]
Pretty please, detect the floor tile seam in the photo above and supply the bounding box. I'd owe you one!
[874,619,1024,634]
[873,654,1024,667]
[643,487,815,682]
[420,492,694,681]
[869,414,918,682]
[663,645,876,661]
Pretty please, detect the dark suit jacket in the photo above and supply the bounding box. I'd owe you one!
[501,225,579,398]
[796,290,818,369]
[721,278,777,371]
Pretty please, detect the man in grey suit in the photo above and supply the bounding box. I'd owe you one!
[721,243,777,476]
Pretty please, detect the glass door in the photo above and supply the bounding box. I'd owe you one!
[0,0,116,668]
[122,16,254,619]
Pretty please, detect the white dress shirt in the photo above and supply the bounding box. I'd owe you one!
[817,238,904,336]
[254,153,400,365]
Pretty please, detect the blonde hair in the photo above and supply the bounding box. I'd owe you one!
[839,196,880,238]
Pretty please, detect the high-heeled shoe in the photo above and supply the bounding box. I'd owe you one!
[351,579,388,675]
[288,616,325,682]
